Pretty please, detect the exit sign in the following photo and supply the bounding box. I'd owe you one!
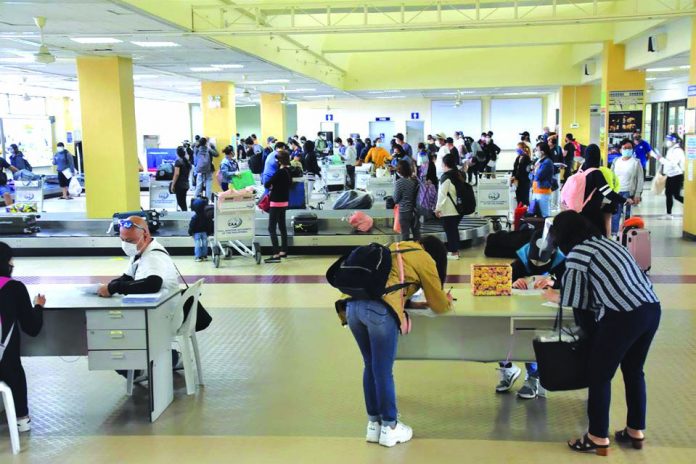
[411,112,420,120]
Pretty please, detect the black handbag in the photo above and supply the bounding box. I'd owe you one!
[170,259,212,332]
[533,302,590,391]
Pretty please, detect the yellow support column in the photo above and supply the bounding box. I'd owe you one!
[559,86,592,144]
[683,18,696,240]
[600,42,646,162]
[76,56,140,218]
[260,93,286,143]
[201,82,236,191]
[62,97,75,154]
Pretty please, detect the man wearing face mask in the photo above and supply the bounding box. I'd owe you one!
[610,139,644,236]
[631,131,653,171]
[98,217,181,327]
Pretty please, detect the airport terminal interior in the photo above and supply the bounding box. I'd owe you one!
[1,0,696,462]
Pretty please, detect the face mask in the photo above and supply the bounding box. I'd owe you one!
[516,148,525,155]
[485,138,491,143]
[121,239,141,257]
[664,140,674,148]
[533,150,541,158]
[435,141,441,147]
[621,149,633,159]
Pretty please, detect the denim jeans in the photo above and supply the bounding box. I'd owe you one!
[611,191,632,235]
[399,209,421,241]
[193,232,208,258]
[346,300,399,426]
[195,172,213,201]
[587,303,661,438]
[530,192,551,217]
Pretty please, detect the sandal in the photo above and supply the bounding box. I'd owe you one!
[568,433,610,456]
[615,428,644,450]
[264,255,281,264]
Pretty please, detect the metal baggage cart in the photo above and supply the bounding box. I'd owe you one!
[209,194,261,267]
[476,176,514,231]
[325,164,347,192]
[366,176,394,208]
[13,178,44,212]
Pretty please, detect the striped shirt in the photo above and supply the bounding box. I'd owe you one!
[393,177,419,213]
[560,236,658,321]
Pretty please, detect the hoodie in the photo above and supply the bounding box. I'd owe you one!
[188,198,213,236]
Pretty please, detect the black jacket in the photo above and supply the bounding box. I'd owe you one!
[264,168,292,203]
[0,280,43,371]
[303,150,321,176]
[513,155,532,184]
[189,199,213,235]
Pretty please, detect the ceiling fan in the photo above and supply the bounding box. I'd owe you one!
[33,16,55,64]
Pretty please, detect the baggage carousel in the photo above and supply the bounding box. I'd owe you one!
[1,209,490,255]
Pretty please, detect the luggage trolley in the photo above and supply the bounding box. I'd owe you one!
[476,176,514,232]
[209,195,261,267]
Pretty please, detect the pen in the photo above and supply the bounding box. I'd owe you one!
[447,287,457,302]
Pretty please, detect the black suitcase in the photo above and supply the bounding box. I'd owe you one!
[112,209,162,234]
[0,214,40,235]
[292,213,319,235]
[520,216,546,231]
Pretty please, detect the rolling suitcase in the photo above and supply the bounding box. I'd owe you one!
[292,213,319,235]
[622,228,651,272]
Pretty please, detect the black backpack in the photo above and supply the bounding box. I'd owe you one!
[447,174,476,216]
[326,243,413,300]
[248,153,263,174]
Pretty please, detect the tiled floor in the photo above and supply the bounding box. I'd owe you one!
[1,187,694,463]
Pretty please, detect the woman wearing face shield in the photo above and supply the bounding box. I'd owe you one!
[656,133,685,219]
[0,242,45,433]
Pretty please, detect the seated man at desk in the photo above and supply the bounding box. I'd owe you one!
[98,216,182,377]
[496,228,566,400]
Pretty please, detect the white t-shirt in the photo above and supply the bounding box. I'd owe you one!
[612,156,634,192]
[436,146,449,178]
[344,145,357,164]
[454,138,465,156]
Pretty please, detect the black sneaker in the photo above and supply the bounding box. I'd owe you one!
[264,256,281,263]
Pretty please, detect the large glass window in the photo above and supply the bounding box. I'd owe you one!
[490,98,542,149]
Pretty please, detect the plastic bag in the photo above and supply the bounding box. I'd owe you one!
[68,176,82,197]
[652,173,666,196]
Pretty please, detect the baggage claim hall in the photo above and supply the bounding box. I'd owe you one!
[1,1,696,462]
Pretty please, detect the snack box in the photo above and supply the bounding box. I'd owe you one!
[471,264,512,296]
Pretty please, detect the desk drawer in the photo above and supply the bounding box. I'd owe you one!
[87,329,147,350]
[86,309,145,330]
[88,350,147,371]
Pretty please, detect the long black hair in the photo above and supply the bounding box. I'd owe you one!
[582,144,602,169]
[0,242,13,277]
[419,236,448,287]
[551,211,601,255]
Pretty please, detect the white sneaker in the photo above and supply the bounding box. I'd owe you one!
[495,364,522,393]
[662,214,674,220]
[366,421,381,443]
[379,422,413,448]
[17,416,31,432]
[446,253,460,261]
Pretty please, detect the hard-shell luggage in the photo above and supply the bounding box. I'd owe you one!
[292,213,319,235]
[622,228,651,272]
[0,214,40,235]
[484,229,534,259]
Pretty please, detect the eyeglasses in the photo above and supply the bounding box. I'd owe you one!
[119,220,145,231]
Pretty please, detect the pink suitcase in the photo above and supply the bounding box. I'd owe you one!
[623,228,651,272]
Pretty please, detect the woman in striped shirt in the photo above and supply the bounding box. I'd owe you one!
[543,211,660,456]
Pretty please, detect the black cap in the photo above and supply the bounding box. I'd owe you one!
[445,137,454,144]
[519,131,530,137]
[393,133,405,141]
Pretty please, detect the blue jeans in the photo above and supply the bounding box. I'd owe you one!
[346,300,399,426]
[611,191,632,235]
[530,192,551,217]
[195,173,213,201]
[193,232,208,258]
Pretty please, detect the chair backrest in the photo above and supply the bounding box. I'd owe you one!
[177,279,204,336]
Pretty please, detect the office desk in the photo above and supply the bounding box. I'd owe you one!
[21,285,180,422]
[397,289,567,362]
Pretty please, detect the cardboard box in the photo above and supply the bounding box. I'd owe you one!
[471,264,512,296]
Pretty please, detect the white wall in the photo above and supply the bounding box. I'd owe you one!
[431,100,482,137]
[134,98,191,163]
[624,17,692,70]
[490,98,543,149]
[647,76,688,103]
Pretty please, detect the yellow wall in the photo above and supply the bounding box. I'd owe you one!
[683,18,696,239]
[76,56,140,218]
[260,93,286,143]
[600,42,646,159]
[560,86,593,144]
[201,81,236,192]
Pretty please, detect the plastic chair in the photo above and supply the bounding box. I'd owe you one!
[176,279,205,395]
[0,382,20,454]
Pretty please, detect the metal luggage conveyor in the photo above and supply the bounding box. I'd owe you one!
[0,209,490,255]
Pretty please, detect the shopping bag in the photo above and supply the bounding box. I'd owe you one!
[257,193,270,212]
[231,170,256,190]
[393,204,401,233]
[68,176,82,197]
[533,303,590,391]
[652,173,666,195]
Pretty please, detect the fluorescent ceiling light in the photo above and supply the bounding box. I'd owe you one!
[304,94,335,98]
[190,67,221,72]
[375,95,406,99]
[646,77,657,81]
[70,37,122,44]
[0,57,33,63]
[680,65,691,70]
[212,64,244,69]
[646,67,674,72]
[284,88,316,93]
[368,90,400,94]
[131,41,180,48]
[243,79,291,85]
[133,74,160,80]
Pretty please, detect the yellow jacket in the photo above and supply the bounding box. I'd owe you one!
[335,241,451,333]
[364,147,391,168]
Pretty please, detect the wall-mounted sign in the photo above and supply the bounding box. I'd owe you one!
[688,85,696,97]
[66,131,73,143]
[375,117,391,122]
[325,114,334,121]
[411,112,420,120]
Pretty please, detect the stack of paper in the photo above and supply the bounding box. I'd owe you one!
[122,292,165,305]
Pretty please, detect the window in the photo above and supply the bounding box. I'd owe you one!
[490,98,543,149]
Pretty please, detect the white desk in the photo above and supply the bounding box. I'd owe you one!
[397,289,567,362]
[21,284,180,422]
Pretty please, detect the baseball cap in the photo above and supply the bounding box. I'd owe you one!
[519,131,530,137]
[445,137,454,144]
[267,136,276,143]
[435,132,447,140]
[393,133,405,141]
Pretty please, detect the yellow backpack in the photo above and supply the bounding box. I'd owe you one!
[599,166,620,193]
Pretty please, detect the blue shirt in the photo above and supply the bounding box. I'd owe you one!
[262,150,279,187]
[633,140,652,168]
[219,158,239,182]
[53,149,75,173]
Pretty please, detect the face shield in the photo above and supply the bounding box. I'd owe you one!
[529,219,556,266]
